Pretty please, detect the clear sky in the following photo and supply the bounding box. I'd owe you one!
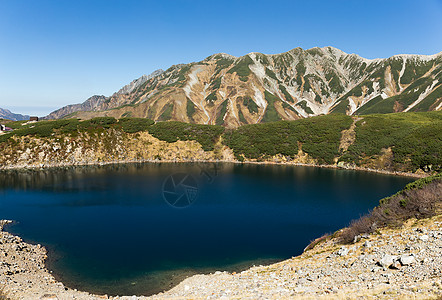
[1,0,441,116]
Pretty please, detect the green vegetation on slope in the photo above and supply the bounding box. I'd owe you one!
[227,55,253,82]
[296,100,314,115]
[147,122,224,151]
[0,117,158,143]
[339,172,442,243]
[241,96,259,114]
[187,99,196,121]
[158,103,174,121]
[224,114,353,164]
[118,118,155,133]
[1,112,440,174]
[262,91,282,122]
[216,100,228,125]
[340,111,442,172]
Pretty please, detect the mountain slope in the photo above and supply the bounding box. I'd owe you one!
[0,108,30,121]
[46,47,442,127]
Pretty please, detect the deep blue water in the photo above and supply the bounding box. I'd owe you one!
[0,163,413,295]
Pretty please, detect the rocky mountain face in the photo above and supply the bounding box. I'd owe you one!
[46,46,442,127]
[45,95,107,119]
[0,108,29,121]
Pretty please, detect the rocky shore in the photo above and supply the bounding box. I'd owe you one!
[1,214,441,299]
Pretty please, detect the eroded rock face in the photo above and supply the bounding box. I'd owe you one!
[0,131,229,170]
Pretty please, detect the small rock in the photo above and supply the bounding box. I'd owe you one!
[419,235,429,242]
[378,254,397,268]
[400,255,416,266]
[337,246,349,256]
[391,261,401,269]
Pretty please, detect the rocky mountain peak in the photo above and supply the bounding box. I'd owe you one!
[113,69,165,96]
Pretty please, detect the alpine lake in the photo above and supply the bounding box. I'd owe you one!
[0,162,414,296]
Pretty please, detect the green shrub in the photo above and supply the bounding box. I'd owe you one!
[262,91,282,122]
[118,118,154,133]
[216,100,228,125]
[187,99,196,120]
[159,103,174,121]
[205,91,217,102]
[296,100,314,114]
[242,96,259,114]
[224,114,353,164]
[148,121,224,151]
[79,117,117,129]
[343,112,442,171]
[279,84,294,103]
[265,68,278,80]
[227,55,253,81]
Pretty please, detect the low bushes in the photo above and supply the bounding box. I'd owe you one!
[118,118,154,133]
[340,112,442,172]
[147,121,224,151]
[339,173,442,244]
[224,114,353,164]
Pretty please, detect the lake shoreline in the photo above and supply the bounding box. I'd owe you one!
[1,214,441,299]
[0,157,428,179]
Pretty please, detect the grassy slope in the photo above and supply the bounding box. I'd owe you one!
[339,111,442,172]
[1,112,441,173]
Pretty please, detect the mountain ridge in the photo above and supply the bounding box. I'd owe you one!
[0,108,30,121]
[45,46,442,127]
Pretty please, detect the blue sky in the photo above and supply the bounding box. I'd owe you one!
[1,0,441,116]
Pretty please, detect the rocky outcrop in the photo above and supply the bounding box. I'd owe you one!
[0,131,230,170]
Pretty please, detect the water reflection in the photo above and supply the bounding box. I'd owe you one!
[0,163,414,296]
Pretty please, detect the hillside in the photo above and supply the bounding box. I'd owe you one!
[0,108,29,121]
[1,111,440,175]
[45,47,442,128]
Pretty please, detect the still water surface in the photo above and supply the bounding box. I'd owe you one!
[0,163,414,295]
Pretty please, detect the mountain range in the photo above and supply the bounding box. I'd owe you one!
[45,46,442,127]
[0,108,30,121]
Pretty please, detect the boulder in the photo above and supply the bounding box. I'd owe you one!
[379,254,397,268]
[400,255,416,266]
